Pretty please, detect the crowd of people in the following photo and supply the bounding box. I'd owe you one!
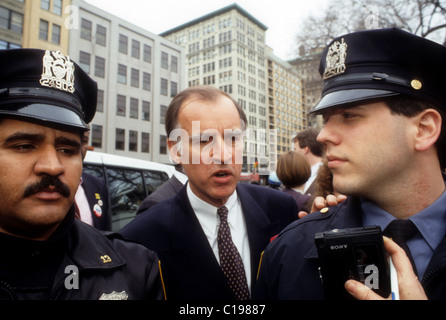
[0,27,445,302]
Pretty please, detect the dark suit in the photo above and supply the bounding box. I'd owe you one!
[136,175,184,214]
[80,172,111,231]
[120,183,298,300]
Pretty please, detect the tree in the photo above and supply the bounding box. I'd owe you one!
[296,0,446,56]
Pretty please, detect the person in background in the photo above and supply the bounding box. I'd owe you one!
[276,151,311,212]
[75,132,111,230]
[0,49,162,300]
[293,128,324,196]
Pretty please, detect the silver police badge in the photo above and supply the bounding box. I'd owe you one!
[40,50,75,93]
[323,38,348,79]
[99,290,129,300]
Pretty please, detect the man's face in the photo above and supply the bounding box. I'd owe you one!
[0,119,83,240]
[171,95,243,207]
[317,101,414,199]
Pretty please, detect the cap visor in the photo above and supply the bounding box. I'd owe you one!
[311,89,400,114]
[0,103,89,131]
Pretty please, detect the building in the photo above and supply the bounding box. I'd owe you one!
[160,3,271,173]
[267,47,306,171]
[0,0,70,52]
[289,47,324,128]
[68,0,185,163]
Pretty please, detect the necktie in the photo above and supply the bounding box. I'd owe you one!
[217,206,250,300]
[383,219,418,275]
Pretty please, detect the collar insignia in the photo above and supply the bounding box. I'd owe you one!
[323,38,348,79]
[40,50,75,93]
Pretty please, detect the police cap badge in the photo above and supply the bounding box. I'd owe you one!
[0,49,97,131]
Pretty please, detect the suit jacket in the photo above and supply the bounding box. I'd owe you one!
[120,183,298,300]
[136,175,184,214]
[81,172,112,231]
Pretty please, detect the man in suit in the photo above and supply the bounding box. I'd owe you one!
[136,164,187,214]
[75,172,111,230]
[293,128,324,196]
[120,86,298,300]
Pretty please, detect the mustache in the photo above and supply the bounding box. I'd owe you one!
[23,175,71,198]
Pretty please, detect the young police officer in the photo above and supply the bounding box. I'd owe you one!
[0,49,162,300]
[254,28,446,300]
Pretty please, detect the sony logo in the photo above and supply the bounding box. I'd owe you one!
[330,244,348,250]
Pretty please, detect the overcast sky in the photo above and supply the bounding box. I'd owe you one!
[85,0,329,60]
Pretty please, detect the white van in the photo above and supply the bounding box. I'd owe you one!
[83,151,175,232]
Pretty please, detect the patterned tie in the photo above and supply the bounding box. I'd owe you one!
[383,219,418,275]
[217,206,250,300]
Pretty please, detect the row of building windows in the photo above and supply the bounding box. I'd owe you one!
[40,0,63,16]
[0,6,23,34]
[39,19,61,44]
[91,125,164,154]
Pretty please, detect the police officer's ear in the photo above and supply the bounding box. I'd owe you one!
[412,108,442,153]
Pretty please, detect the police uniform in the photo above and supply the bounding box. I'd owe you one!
[0,49,163,300]
[253,28,446,300]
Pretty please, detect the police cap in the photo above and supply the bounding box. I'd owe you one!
[0,49,97,131]
[312,28,446,114]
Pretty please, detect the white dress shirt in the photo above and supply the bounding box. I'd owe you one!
[186,183,252,291]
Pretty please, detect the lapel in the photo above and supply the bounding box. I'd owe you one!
[162,185,233,299]
[236,185,275,285]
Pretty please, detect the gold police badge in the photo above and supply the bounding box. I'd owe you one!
[40,50,75,93]
[323,38,348,79]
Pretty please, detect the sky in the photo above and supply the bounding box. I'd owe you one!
[85,0,330,60]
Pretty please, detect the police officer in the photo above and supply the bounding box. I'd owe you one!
[254,28,446,300]
[0,49,162,300]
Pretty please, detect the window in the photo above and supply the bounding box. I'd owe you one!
[171,56,178,73]
[52,0,62,15]
[39,19,49,41]
[92,124,103,149]
[129,130,138,152]
[119,34,128,54]
[159,135,167,154]
[160,105,167,124]
[142,72,151,91]
[51,24,61,44]
[78,51,91,74]
[97,89,104,112]
[131,68,139,88]
[160,78,168,96]
[81,18,92,41]
[117,64,127,84]
[10,11,22,33]
[142,101,150,121]
[161,52,168,69]
[143,44,152,63]
[130,98,138,119]
[41,0,50,10]
[141,132,150,153]
[115,128,125,150]
[116,94,126,116]
[131,39,140,59]
[95,56,105,78]
[96,25,106,46]
[171,81,178,97]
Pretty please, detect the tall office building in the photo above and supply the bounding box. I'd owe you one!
[68,0,185,163]
[160,3,271,173]
[267,48,305,171]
